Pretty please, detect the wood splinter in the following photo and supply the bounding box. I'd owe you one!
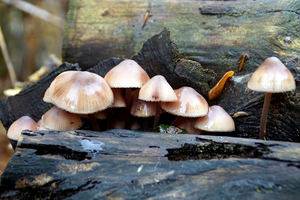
[209,71,234,101]
[238,54,249,71]
[142,9,150,28]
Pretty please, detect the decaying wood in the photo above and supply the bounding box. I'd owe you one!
[89,28,216,99]
[62,0,300,76]
[1,129,300,199]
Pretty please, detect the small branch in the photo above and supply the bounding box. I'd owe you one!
[0,26,17,87]
[2,0,65,29]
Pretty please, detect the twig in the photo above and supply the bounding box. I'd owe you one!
[2,0,65,29]
[142,10,150,28]
[142,3,151,28]
[0,26,17,87]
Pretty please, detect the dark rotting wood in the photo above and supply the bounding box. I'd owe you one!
[1,129,300,199]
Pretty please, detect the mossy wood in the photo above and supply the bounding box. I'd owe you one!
[1,129,300,199]
[63,0,300,77]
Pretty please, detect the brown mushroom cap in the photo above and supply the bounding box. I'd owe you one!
[104,60,150,88]
[138,75,177,102]
[41,106,83,130]
[48,71,114,114]
[247,57,296,93]
[194,105,235,132]
[161,87,209,117]
[7,116,38,140]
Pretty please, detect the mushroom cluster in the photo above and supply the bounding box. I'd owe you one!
[7,59,237,146]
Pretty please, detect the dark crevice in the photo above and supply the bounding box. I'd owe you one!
[165,140,271,161]
[19,143,91,161]
[266,9,300,15]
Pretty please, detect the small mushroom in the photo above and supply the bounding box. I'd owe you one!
[161,87,209,127]
[41,106,83,130]
[138,75,177,127]
[194,105,235,132]
[104,59,150,128]
[7,116,38,149]
[247,57,296,139]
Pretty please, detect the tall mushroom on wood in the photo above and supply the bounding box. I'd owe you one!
[47,71,114,131]
[247,57,296,139]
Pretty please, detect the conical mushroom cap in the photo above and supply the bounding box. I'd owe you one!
[139,75,177,102]
[48,71,114,114]
[42,106,83,130]
[194,105,235,132]
[247,57,296,93]
[7,116,38,140]
[161,87,209,117]
[104,60,150,88]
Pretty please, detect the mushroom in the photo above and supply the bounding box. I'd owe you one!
[161,86,209,127]
[247,57,296,139]
[104,59,150,128]
[176,118,203,135]
[138,75,177,127]
[7,116,38,149]
[47,71,114,131]
[41,106,83,130]
[130,89,157,127]
[107,88,127,129]
[194,105,235,132]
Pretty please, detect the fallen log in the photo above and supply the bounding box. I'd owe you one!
[1,129,300,199]
[62,0,300,77]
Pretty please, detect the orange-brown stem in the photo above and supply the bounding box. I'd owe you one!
[171,116,183,127]
[259,92,272,139]
[88,114,100,132]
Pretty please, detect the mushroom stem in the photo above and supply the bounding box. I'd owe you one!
[125,88,132,129]
[88,114,100,132]
[106,108,113,129]
[171,116,183,127]
[259,92,272,139]
[153,102,161,128]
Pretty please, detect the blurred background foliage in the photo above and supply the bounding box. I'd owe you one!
[0,0,69,174]
[0,0,69,99]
